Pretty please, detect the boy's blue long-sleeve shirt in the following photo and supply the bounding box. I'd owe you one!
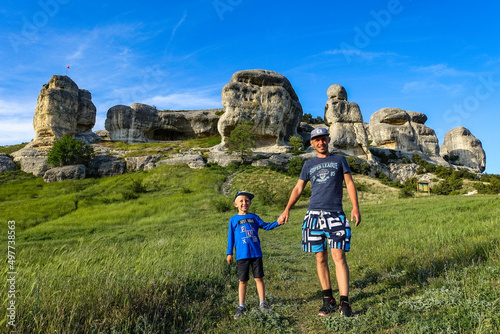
[227,213,280,261]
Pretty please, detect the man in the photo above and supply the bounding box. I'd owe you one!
[280,127,361,317]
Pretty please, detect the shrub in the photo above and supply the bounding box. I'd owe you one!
[47,135,94,167]
[289,136,304,155]
[346,156,371,175]
[432,175,463,195]
[287,157,304,176]
[212,197,233,213]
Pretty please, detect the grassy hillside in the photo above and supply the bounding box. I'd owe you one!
[1,165,499,333]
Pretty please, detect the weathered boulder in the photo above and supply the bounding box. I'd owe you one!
[440,126,486,172]
[10,147,49,177]
[125,155,163,171]
[324,84,371,160]
[368,108,441,158]
[43,164,86,183]
[94,129,111,141]
[218,69,303,151]
[156,154,206,169]
[0,154,16,173]
[27,75,97,149]
[105,103,221,143]
[88,155,126,177]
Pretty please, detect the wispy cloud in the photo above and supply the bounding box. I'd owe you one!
[401,80,464,96]
[324,49,398,60]
[142,90,221,110]
[411,64,474,77]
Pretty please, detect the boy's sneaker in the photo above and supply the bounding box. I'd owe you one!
[318,298,337,316]
[338,301,353,317]
[259,302,272,312]
[234,306,246,319]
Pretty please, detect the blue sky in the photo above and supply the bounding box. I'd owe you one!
[1,0,499,173]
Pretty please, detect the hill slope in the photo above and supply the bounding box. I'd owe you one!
[1,165,499,333]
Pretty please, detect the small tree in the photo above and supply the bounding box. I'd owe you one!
[289,136,304,155]
[226,121,256,160]
[47,135,94,167]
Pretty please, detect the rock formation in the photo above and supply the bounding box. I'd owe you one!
[27,75,99,149]
[10,147,49,177]
[105,103,221,143]
[217,69,302,151]
[368,108,441,158]
[323,84,371,160]
[0,154,16,173]
[440,126,486,172]
[43,164,86,183]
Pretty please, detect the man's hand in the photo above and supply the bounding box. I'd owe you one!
[351,207,361,227]
[279,210,289,224]
[227,255,233,264]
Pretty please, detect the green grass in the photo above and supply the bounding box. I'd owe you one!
[0,143,28,154]
[1,165,499,333]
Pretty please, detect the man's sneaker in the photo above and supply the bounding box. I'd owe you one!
[318,298,337,316]
[338,301,353,317]
[234,306,246,319]
[259,302,272,312]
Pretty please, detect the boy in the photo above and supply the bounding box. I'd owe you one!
[226,191,284,319]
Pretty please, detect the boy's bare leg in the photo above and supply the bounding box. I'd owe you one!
[331,248,349,297]
[315,249,332,290]
[255,278,265,301]
[239,281,248,304]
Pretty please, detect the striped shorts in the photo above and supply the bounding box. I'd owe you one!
[301,210,351,253]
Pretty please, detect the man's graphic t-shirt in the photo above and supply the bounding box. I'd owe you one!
[299,154,351,211]
[227,213,280,261]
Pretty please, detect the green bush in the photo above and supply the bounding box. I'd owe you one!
[287,156,304,176]
[346,156,371,175]
[47,135,94,167]
[289,136,304,155]
[432,175,463,195]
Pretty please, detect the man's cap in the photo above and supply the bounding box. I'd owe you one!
[310,127,329,139]
[234,191,254,201]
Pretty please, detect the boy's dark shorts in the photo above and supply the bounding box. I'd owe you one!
[237,257,264,282]
[302,210,351,253]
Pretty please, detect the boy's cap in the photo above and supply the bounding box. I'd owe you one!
[234,191,254,201]
[310,127,329,139]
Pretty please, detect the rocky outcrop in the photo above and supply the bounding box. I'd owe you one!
[0,154,16,173]
[10,147,49,177]
[105,103,221,143]
[27,75,98,149]
[218,69,302,151]
[440,127,486,172]
[324,84,371,160]
[125,155,163,171]
[368,108,441,158]
[43,164,86,183]
[156,154,206,169]
[87,155,126,177]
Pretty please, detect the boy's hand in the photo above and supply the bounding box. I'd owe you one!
[226,255,233,264]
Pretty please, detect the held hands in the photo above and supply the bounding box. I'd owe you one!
[278,211,289,225]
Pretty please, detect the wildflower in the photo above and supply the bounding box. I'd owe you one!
[185,329,191,333]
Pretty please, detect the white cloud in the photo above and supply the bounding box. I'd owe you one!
[401,80,464,96]
[0,99,36,117]
[324,49,398,60]
[142,91,221,110]
[0,119,34,145]
[411,64,474,77]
